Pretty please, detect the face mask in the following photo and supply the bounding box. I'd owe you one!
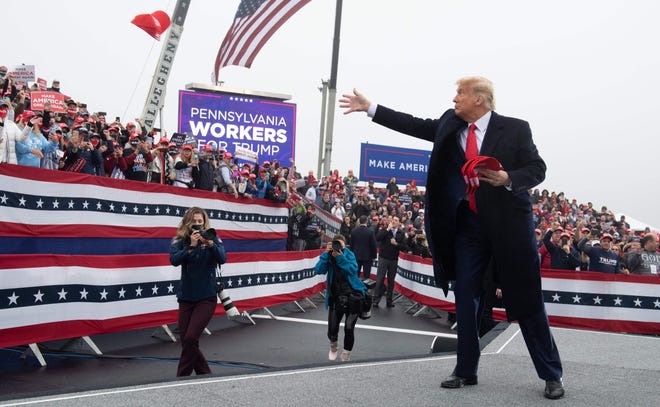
[67,108,77,116]
[0,109,7,119]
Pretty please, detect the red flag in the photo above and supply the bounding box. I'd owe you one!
[131,10,171,40]
[213,0,311,80]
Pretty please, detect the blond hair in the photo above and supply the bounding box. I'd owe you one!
[456,76,496,110]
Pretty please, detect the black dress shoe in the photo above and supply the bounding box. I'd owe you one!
[544,379,565,399]
[440,374,478,388]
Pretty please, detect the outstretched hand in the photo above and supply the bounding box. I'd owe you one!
[339,88,371,114]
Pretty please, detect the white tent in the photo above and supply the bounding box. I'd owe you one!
[615,213,658,233]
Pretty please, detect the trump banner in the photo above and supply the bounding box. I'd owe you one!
[178,90,296,163]
[359,143,431,186]
[30,91,68,113]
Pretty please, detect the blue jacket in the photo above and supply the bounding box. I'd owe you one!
[170,236,227,302]
[315,247,366,309]
[15,130,58,167]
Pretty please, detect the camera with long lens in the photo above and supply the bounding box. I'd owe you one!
[191,224,216,240]
[331,240,343,253]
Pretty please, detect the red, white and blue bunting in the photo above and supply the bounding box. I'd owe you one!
[395,252,660,335]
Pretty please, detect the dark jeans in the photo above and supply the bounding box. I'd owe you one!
[177,296,217,376]
[327,300,359,351]
[374,256,397,303]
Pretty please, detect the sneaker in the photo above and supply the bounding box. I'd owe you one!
[340,350,351,362]
[328,341,338,361]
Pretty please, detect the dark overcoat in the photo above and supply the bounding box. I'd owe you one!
[373,107,546,320]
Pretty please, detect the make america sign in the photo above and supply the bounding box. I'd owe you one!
[360,142,430,186]
[178,90,296,163]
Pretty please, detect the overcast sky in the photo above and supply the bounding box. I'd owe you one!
[4,0,660,229]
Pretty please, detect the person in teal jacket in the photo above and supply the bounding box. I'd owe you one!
[170,206,226,376]
[315,234,367,362]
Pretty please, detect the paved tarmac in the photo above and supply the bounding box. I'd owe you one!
[2,293,659,406]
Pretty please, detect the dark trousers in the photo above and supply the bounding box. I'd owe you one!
[357,259,373,279]
[453,201,562,381]
[374,256,397,304]
[177,296,217,377]
[327,301,359,351]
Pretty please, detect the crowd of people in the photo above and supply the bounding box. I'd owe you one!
[1,70,658,277]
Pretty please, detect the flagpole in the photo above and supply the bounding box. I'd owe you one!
[317,79,329,179]
[321,0,343,178]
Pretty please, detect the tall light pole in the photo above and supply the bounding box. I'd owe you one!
[317,79,329,178]
[322,0,343,178]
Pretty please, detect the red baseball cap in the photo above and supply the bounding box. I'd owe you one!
[182,144,193,150]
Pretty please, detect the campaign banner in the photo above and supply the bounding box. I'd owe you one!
[178,90,296,163]
[30,91,67,113]
[12,65,35,83]
[37,77,47,90]
[359,143,430,186]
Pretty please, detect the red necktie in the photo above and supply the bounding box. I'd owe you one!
[465,124,478,212]
[465,123,478,161]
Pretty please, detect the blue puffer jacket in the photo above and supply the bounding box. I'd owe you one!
[170,236,227,302]
[314,247,366,309]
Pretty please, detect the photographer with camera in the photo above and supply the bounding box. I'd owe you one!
[169,207,226,376]
[408,228,431,258]
[542,225,581,270]
[314,234,367,362]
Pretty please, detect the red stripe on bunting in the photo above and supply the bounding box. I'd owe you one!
[0,162,286,208]
[0,222,286,240]
[0,283,325,348]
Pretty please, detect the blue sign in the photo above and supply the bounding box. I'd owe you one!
[178,90,296,163]
[359,143,431,186]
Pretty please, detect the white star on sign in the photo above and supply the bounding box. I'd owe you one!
[152,285,159,295]
[166,207,171,214]
[83,200,90,209]
[593,296,602,305]
[36,198,44,208]
[237,278,243,286]
[80,288,89,300]
[257,276,261,283]
[155,207,160,214]
[247,277,252,285]
[133,206,139,213]
[109,203,115,211]
[654,299,660,308]
[614,297,623,306]
[34,290,45,303]
[52,199,60,208]
[144,206,150,214]
[633,298,642,307]
[135,286,143,296]
[167,284,174,293]
[572,294,582,303]
[0,193,8,204]
[118,287,126,298]
[8,291,19,305]
[96,202,102,210]
[100,289,108,300]
[58,288,68,300]
[122,205,127,212]
[18,196,26,206]
[68,200,75,208]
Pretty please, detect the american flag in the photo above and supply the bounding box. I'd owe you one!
[0,163,321,348]
[213,0,311,79]
[395,252,660,335]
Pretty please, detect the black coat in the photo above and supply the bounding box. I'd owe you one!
[350,224,377,262]
[373,107,546,320]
